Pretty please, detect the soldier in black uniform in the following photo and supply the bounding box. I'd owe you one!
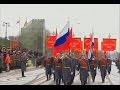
[62,54,73,85]
[98,55,107,83]
[89,56,97,82]
[77,55,89,85]
[106,57,112,74]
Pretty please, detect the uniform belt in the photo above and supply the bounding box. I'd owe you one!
[56,66,61,68]
[81,66,87,69]
[63,66,70,69]
[101,65,106,67]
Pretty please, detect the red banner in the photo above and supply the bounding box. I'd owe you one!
[10,41,19,48]
[46,36,57,48]
[70,38,83,52]
[101,38,116,51]
[84,38,98,51]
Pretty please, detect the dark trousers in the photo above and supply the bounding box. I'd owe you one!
[47,74,51,80]
[22,71,25,77]
[0,68,2,73]
[56,79,61,85]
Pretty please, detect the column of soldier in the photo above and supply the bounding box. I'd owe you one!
[43,52,118,85]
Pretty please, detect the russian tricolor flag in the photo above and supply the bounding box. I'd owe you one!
[88,31,94,61]
[52,21,71,56]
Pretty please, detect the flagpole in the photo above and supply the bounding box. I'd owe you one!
[19,16,20,36]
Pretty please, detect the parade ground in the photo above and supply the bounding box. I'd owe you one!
[0,62,119,85]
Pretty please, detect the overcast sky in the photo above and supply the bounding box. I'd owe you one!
[0,4,119,51]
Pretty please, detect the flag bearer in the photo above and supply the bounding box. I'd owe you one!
[89,56,97,82]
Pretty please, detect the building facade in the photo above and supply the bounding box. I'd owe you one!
[20,19,49,55]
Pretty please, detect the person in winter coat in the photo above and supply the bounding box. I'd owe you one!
[5,53,11,72]
[20,52,28,77]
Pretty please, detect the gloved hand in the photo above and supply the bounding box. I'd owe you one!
[94,68,96,70]
[53,70,55,73]
[71,72,73,75]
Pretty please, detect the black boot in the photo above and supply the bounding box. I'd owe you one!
[47,75,49,81]
[22,71,25,77]
[102,78,104,83]
[56,79,58,85]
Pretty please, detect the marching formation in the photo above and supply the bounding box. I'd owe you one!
[43,51,117,85]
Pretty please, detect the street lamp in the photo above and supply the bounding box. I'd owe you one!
[3,22,10,40]
[2,22,10,46]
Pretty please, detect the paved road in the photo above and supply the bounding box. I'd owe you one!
[0,63,119,85]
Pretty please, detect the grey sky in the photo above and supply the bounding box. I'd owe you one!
[0,4,119,51]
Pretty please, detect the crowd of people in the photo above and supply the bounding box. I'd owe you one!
[0,46,43,77]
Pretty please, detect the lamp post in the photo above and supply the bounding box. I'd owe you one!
[3,22,10,46]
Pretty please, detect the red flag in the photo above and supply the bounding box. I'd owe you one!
[46,35,57,48]
[84,38,98,51]
[101,38,116,51]
[70,38,83,52]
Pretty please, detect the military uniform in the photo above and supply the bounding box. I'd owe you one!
[78,58,89,85]
[0,53,3,73]
[117,59,120,73]
[99,57,107,83]
[62,55,72,85]
[90,58,97,82]
[54,57,63,85]
[107,58,112,74]
[44,56,52,80]
[70,57,77,84]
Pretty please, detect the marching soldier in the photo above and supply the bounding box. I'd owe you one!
[117,59,120,73]
[98,55,107,83]
[77,55,89,85]
[89,56,97,82]
[50,56,55,81]
[69,55,77,84]
[54,55,63,85]
[106,57,112,74]
[44,56,52,81]
[62,54,73,85]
